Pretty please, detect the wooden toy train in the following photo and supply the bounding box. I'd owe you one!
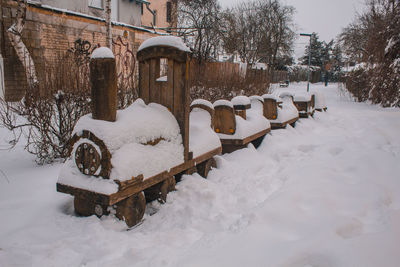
[57,36,327,227]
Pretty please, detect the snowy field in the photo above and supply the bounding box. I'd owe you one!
[1,83,400,267]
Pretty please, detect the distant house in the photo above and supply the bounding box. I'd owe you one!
[141,0,177,31]
[0,0,164,101]
[31,0,146,26]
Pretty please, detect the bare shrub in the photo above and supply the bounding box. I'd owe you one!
[190,61,270,102]
[344,68,369,102]
[0,50,137,164]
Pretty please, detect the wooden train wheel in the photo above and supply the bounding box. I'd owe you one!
[74,196,94,216]
[74,197,108,217]
[197,157,216,178]
[69,130,112,179]
[116,192,146,228]
[144,177,175,203]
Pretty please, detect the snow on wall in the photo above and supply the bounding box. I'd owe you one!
[91,47,114,59]
[189,108,221,158]
[273,96,299,124]
[249,96,264,114]
[312,91,327,109]
[138,36,190,52]
[58,99,185,194]
[249,95,264,103]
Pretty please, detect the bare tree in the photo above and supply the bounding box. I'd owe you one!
[105,0,112,48]
[177,0,222,63]
[7,0,38,89]
[221,0,295,69]
[342,0,400,107]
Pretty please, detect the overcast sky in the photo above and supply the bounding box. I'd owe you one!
[218,0,366,60]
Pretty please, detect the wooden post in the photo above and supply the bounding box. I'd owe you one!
[263,98,278,120]
[90,48,117,122]
[137,43,191,161]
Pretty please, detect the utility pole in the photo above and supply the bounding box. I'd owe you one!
[300,33,312,92]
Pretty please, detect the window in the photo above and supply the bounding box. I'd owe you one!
[111,0,118,21]
[88,0,103,9]
[166,2,171,23]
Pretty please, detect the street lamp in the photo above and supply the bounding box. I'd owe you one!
[300,33,313,92]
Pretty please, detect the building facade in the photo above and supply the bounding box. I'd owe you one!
[141,0,177,31]
[0,0,163,101]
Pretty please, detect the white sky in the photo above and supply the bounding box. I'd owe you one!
[219,0,367,61]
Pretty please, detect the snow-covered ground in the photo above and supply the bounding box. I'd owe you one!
[1,83,400,266]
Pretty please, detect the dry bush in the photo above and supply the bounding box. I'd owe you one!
[344,68,369,102]
[190,62,270,102]
[342,0,400,107]
[0,51,138,164]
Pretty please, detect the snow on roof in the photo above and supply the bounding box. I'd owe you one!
[91,47,114,59]
[231,96,251,107]
[73,99,181,152]
[279,92,294,99]
[138,36,190,52]
[262,94,279,101]
[191,99,214,110]
[249,95,264,103]
[294,92,312,102]
[214,99,233,108]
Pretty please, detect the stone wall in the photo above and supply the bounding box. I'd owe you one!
[0,0,160,101]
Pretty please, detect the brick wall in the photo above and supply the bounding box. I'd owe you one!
[0,0,160,101]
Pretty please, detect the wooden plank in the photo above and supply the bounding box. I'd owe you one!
[58,145,222,206]
[56,183,110,206]
[263,99,278,120]
[149,58,160,104]
[110,146,221,204]
[139,61,150,104]
[220,128,270,146]
[173,61,189,161]
[214,106,236,135]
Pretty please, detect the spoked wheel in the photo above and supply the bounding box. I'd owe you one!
[196,157,216,178]
[74,196,93,216]
[116,192,146,228]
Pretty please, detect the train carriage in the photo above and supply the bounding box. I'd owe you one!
[293,92,316,118]
[56,37,222,227]
[213,96,271,154]
[262,93,299,129]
